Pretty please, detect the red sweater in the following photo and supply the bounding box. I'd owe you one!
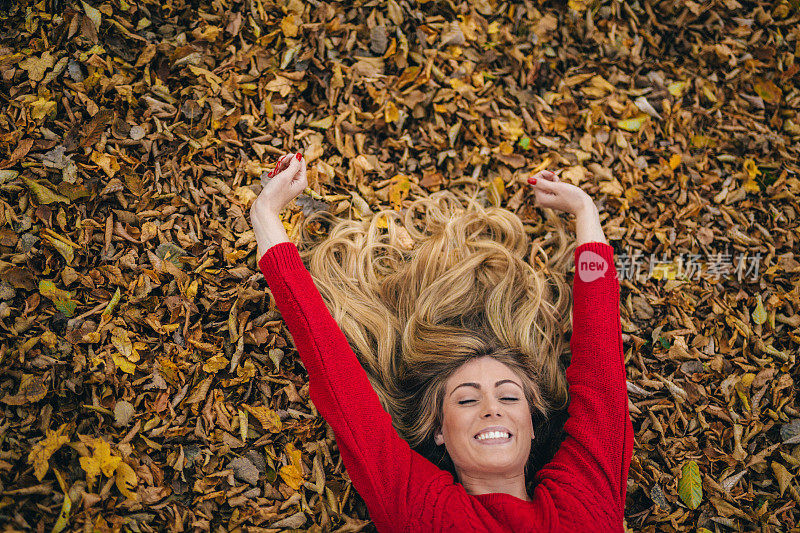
[259,241,634,532]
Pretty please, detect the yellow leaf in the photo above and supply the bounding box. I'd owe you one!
[308,115,334,129]
[677,460,703,509]
[568,0,590,11]
[90,151,120,178]
[242,404,283,432]
[667,80,688,97]
[202,354,229,374]
[752,294,767,325]
[754,79,782,105]
[589,74,615,94]
[30,97,57,120]
[19,51,56,82]
[265,75,292,97]
[498,116,524,142]
[187,65,223,88]
[79,437,122,483]
[530,158,552,175]
[28,423,70,481]
[281,14,299,38]
[233,185,257,207]
[279,462,304,491]
[599,178,624,196]
[330,62,344,90]
[42,233,75,265]
[691,135,716,148]
[112,352,137,374]
[81,0,102,31]
[668,154,682,170]
[279,442,304,490]
[389,174,411,210]
[743,158,761,179]
[701,84,717,104]
[616,115,648,132]
[115,462,139,500]
[238,408,248,442]
[111,327,139,363]
[486,176,505,207]
[384,101,399,123]
[448,78,468,91]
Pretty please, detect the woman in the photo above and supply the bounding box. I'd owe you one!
[249,152,634,532]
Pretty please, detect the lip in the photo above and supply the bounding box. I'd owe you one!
[473,425,513,443]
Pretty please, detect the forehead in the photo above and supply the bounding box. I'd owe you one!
[445,357,520,389]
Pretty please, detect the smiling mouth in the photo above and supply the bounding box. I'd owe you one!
[474,430,513,444]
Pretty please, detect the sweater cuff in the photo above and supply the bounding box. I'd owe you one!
[574,242,617,282]
[258,242,305,284]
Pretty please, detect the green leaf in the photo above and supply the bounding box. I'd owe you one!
[51,491,71,533]
[22,177,70,205]
[102,287,122,316]
[155,243,189,268]
[617,115,648,132]
[677,460,703,509]
[39,280,77,317]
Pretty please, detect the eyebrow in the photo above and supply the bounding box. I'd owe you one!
[449,379,522,397]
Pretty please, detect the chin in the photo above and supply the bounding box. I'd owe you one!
[475,456,523,473]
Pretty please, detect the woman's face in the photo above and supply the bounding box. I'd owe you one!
[434,356,534,477]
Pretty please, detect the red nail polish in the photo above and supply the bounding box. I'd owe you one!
[296,153,302,161]
[528,177,537,185]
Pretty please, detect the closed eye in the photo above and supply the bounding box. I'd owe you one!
[458,399,476,405]
[501,397,519,401]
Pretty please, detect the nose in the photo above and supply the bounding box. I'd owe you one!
[482,397,502,418]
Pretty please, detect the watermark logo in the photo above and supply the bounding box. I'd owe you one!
[615,249,762,282]
[577,250,608,282]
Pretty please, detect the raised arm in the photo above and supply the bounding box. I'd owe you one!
[534,240,633,524]
[249,153,450,532]
[258,242,453,531]
[526,173,633,528]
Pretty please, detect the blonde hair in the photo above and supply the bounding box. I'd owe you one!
[296,187,576,478]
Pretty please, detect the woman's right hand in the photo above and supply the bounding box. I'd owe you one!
[527,170,594,218]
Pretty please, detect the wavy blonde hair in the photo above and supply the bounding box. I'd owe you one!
[296,186,576,480]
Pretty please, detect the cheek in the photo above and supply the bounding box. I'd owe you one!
[441,406,471,441]
[513,407,534,435]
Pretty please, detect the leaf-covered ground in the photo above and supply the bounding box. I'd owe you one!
[1,0,799,531]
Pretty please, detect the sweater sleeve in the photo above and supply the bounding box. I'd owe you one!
[533,242,634,527]
[257,242,451,533]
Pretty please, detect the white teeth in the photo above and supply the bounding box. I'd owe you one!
[476,431,510,440]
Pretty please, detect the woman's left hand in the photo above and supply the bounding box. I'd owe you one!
[250,152,307,259]
[255,152,307,215]
[527,170,593,217]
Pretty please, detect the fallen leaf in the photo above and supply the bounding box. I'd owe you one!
[28,423,70,481]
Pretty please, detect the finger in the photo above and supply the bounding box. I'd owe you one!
[266,155,286,178]
[528,173,557,189]
[275,154,291,174]
[540,170,559,182]
[277,153,302,178]
[296,154,307,180]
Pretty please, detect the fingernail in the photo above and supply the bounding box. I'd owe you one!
[296,152,302,161]
[528,177,537,185]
